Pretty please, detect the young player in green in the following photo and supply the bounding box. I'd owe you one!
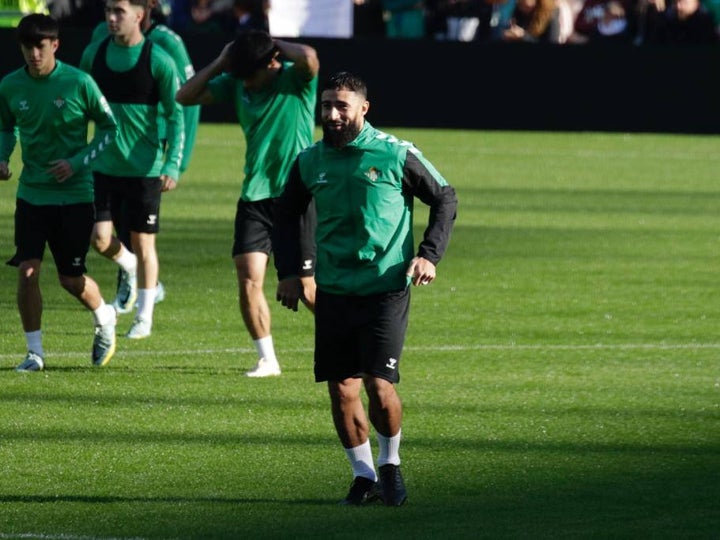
[273,72,458,506]
[79,0,184,340]
[0,14,119,371]
[89,0,200,312]
[90,0,198,176]
[176,29,319,377]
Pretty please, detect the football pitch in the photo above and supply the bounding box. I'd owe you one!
[0,126,718,539]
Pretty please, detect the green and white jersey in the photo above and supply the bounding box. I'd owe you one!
[275,122,457,296]
[208,62,317,201]
[0,60,117,205]
[79,36,184,180]
[90,21,199,174]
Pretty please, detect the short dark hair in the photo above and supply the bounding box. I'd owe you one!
[17,14,59,47]
[322,72,367,99]
[228,29,277,79]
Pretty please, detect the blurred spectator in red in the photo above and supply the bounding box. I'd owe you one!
[639,0,718,43]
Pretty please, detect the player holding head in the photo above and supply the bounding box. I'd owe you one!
[176,29,319,377]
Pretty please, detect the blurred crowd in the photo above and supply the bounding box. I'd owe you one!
[21,0,720,44]
[357,0,720,44]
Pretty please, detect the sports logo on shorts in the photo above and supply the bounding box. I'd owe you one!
[385,357,398,370]
[147,215,158,225]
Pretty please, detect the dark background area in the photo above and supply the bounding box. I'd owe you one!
[2,27,719,134]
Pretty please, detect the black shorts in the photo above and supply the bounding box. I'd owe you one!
[232,198,316,276]
[8,198,94,277]
[313,287,410,383]
[93,172,162,234]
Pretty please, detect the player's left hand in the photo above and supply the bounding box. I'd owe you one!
[47,159,73,183]
[160,175,177,192]
[406,256,436,287]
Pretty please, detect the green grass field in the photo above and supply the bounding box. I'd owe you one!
[0,126,718,539]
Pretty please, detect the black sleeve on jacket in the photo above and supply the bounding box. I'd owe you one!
[272,159,314,280]
[401,150,458,265]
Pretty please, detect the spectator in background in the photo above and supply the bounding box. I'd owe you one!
[443,0,495,41]
[167,0,193,30]
[701,0,720,35]
[232,0,269,34]
[382,0,426,38]
[501,0,565,42]
[639,0,718,43]
[188,0,230,33]
[570,0,636,43]
[354,0,386,36]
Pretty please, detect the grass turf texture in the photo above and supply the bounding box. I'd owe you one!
[0,127,718,539]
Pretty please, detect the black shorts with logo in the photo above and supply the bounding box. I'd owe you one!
[93,172,162,234]
[9,198,94,277]
[233,197,316,276]
[313,287,410,384]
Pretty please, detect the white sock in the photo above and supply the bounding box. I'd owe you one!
[25,330,43,357]
[136,288,156,322]
[377,429,402,467]
[345,440,377,481]
[115,248,137,274]
[92,301,116,326]
[253,335,277,363]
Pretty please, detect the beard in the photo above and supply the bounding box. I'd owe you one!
[322,121,361,148]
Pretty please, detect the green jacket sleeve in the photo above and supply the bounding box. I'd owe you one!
[152,48,184,180]
[66,76,118,175]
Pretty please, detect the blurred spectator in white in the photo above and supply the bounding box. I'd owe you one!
[382,0,426,38]
[639,0,718,42]
[270,0,353,37]
[501,0,566,42]
[439,0,495,41]
[568,0,634,41]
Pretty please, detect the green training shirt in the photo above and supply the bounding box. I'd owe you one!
[0,60,117,205]
[208,62,317,202]
[79,36,184,180]
[91,21,199,174]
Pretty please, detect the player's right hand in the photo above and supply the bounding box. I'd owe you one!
[276,277,302,312]
[0,161,11,181]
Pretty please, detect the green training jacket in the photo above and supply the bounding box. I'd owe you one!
[79,36,184,180]
[0,60,117,205]
[90,20,199,175]
[274,122,458,296]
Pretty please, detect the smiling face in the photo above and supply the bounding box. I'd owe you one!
[320,88,369,148]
